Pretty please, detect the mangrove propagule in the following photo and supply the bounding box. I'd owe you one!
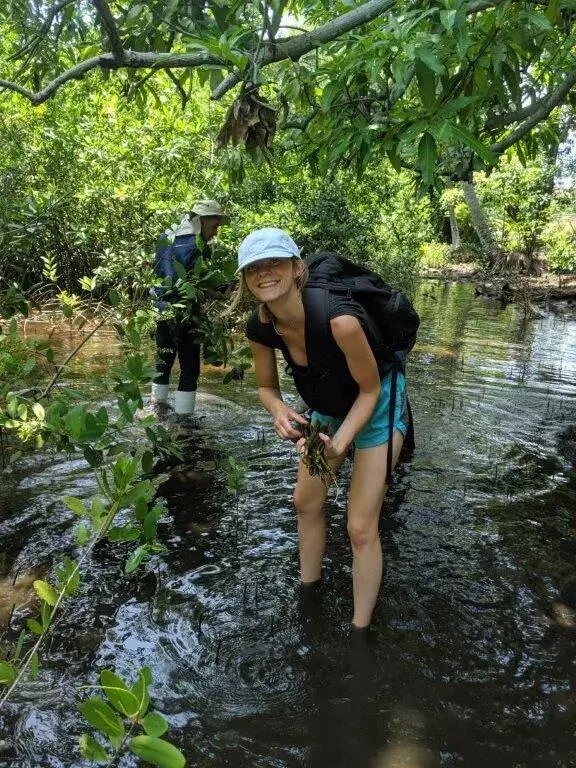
[300,421,339,497]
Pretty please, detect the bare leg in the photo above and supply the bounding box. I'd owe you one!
[293,455,345,583]
[347,430,405,628]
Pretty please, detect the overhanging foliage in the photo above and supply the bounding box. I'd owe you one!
[1,1,576,186]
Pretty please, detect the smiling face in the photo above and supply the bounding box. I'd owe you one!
[243,257,298,303]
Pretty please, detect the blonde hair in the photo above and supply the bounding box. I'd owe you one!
[223,258,308,322]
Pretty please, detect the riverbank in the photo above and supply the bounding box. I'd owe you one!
[421,263,576,316]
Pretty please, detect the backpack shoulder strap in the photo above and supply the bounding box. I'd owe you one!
[302,282,333,377]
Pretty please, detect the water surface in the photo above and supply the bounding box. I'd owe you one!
[1,282,575,767]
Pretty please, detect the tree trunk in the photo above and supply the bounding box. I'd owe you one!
[460,179,501,269]
[448,204,461,248]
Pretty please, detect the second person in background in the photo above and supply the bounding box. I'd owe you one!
[150,199,229,416]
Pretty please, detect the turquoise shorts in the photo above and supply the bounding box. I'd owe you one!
[310,371,408,450]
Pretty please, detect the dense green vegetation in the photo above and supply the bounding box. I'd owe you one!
[1,1,576,765]
[3,0,576,182]
[2,0,576,286]
[0,79,575,294]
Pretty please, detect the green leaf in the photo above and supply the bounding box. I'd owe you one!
[125,544,149,574]
[90,498,108,525]
[321,80,340,112]
[134,496,148,522]
[143,507,161,542]
[6,396,18,418]
[63,496,88,516]
[75,522,91,545]
[386,146,403,172]
[129,736,185,768]
[141,450,154,474]
[64,406,85,437]
[455,24,469,56]
[123,479,154,505]
[546,0,559,22]
[502,61,520,105]
[79,697,125,749]
[32,402,45,420]
[107,525,140,542]
[54,556,81,596]
[399,119,429,145]
[101,670,138,717]
[33,580,58,607]
[439,8,457,29]
[131,666,151,718]
[173,260,187,280]
[418,132,437,186]
[521,9,552,29]
[443,121,498,165]
[142,711,169,738]
[117,397,134,423]
[490,41,506,75]
[0,661,15,684]
[41,600,52,629]
[415,48,444,75]
[415,59,436,109]
[26,618,44,635]
[78,733,110,763]
[28,652,39,680]
[13,629,27,660]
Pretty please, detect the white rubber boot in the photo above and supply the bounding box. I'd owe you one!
[151,383,169,403]
[174,390,196,415]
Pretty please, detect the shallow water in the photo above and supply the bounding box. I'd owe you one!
[1,282,576,767]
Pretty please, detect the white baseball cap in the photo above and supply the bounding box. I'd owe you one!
[237,227,300,273]
[191,199,230,223]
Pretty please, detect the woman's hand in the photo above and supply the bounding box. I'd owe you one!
[272,404,309,441]
[295,432,348,461]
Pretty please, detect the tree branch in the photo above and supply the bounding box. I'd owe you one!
[486,69,576,132]
[211,0,397,99]
[92,0,125,62]
[210,70,243,100]
[282,109,319,131]
[7,0,77,62]
[490,69,576,153]
[166,68,189,109]
[268,0,395,61]
[0,78,37,100]
[0,0,565,113]
[0,51,224,104]
[1,0,399,104]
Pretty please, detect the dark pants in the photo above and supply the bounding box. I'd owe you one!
[154,319,201,392]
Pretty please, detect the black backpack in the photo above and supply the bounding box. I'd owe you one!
[306,251,420,368]
[305,251,419,480]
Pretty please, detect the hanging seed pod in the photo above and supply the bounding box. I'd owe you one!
[217,85,277,154]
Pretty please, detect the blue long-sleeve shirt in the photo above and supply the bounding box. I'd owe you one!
[151,222,210,310]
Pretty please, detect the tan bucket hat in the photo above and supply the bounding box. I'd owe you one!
[191,199,230,224]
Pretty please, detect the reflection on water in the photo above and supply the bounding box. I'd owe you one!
[1,282,576,767]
